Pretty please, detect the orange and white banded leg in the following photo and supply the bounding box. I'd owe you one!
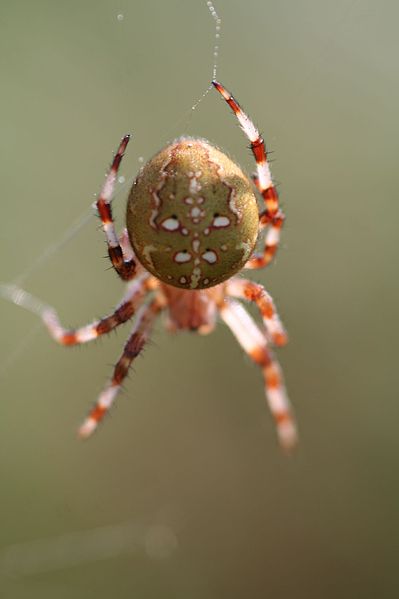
[118,227,135,263]
[79,298,163,439]
[96,135,137,281]
[226,278,288,346]
[0,274,151,346]
[212,80,284,269]
[219,299,297,450]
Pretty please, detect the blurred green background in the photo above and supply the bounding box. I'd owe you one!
[1,1,398,597]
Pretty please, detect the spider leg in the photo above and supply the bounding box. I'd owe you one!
[96,135,137,281]
[226,278,288,346]
[1,274,156,346]
[219,299,297,451]
[118,227,135,263]
[212,80,285,270]
[78,297,164,438]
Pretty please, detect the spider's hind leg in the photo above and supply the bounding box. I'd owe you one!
[226,277,288,346]
[219,298,297,451]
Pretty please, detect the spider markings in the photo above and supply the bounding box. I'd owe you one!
[126,138,259,290]
[4,81,297,450]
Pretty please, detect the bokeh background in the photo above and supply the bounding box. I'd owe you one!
[1,1,398,597]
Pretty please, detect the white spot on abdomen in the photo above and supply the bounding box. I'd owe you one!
[202,250,218,264]
[189,177,201,194]
[212,215,230,228]
[161,217,179,231]
[192,239,200,252]
[190,266,202,289]
[190,206,201,217]
[174,251,192,264]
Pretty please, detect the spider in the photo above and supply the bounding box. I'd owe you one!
[12,81,297,450]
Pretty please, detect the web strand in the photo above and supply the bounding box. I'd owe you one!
[0,176,133,378]
[206,0,222,81]
[189,1,222,114]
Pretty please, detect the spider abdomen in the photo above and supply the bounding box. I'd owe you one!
[126,137,259,289]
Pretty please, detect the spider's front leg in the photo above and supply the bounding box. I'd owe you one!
[96,135,137,281]
[212,81,285,270]
[79,297,164,438]
[219,299,297,451]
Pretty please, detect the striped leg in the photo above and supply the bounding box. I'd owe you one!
[96,135,137,281]
[79,298,163,438]
[226,278,288,346]
[219,299,297,451]
[212,80,285,269]
[0,275,152,346]
[118,227,135,263]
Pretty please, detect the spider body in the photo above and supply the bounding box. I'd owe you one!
[161,283,221,334]
[126,137,259,289]
[15,81,297,450]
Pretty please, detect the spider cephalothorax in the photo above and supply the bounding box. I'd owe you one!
[7,81,297,450]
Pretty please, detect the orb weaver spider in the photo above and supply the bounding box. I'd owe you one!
[9,81,297,450]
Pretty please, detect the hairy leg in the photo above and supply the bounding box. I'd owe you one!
[96,135,137,280]
[79,297,164,438]
[219,299,297,451]
[212,80,285,270]
[0,274,156,345]
[226,278,287,346]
